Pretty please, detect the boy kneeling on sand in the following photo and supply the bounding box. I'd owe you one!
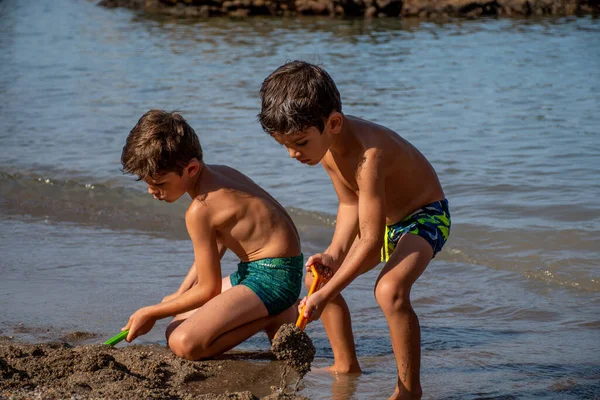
[120,109,303,360]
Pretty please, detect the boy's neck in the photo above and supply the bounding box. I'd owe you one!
[187,163,207,199]
[329,114,357,156]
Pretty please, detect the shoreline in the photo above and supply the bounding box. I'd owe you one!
[98,0,600,19]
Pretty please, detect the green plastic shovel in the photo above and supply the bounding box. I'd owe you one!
[104,330,129,346]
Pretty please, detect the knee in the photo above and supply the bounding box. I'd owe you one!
[168,330,204,361]
[164,322,177,342]
[374,278,412,315]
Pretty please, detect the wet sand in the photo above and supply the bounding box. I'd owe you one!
[271,324,316,378]
[0,331,309,400]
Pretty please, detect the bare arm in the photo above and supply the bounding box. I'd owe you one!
[168,241,227,298]
[320,149,386,300]
[323,161,359,263]
[148,201,223,319]
[174,263,197,295]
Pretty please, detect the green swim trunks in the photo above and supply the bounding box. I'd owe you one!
[229,254,304,316]
[381,199,451,262]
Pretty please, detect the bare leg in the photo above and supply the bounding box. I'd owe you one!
[305,272,362,374]
[168,284,271,360]
[375,234,432,400]
[165,276,232,341]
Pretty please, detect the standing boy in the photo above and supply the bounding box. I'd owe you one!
[258,61,451,399]
[120,109,303,360]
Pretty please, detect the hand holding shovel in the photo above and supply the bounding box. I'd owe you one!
[296,262,332,330]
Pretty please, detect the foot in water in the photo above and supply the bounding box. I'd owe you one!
[313,364,362,374]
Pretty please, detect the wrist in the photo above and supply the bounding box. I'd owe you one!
[319,281,339,303]
[145,305,161,320]
[324,247,341,261]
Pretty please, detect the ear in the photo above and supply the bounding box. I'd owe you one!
[185,158,202,177]
[326,112,343,134]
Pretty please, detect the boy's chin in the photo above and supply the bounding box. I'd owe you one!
[300,159,321,166]
[154,196,176,203]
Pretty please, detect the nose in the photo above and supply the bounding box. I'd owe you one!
[148,186,158,195]
[287,147,301,159]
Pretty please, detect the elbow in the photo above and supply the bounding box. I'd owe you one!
[200,285,221,304]
[197,281,221,300]
[360,236,384,258]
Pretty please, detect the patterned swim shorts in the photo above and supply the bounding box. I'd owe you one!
[381,199,451,262]
[230,254,304,315]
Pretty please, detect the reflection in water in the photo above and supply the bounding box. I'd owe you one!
[331,371,360,400]
[303,368,360,400]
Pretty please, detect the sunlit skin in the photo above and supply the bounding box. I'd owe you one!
[273,111,445,400]
[144,172,191,203]
[122,159,302,361]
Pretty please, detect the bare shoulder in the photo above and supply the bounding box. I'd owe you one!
[354,148,385,195]
[211,164,253,183]
[350,116,419,163]
[190,164,268,225]
[350,116,404,146]
[185,196,212,226]
[358,146,384,170]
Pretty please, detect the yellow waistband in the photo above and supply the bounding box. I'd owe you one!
[381,225,390,263]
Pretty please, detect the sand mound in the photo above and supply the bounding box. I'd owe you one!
[270,324,315,377]
[0,337,308,400]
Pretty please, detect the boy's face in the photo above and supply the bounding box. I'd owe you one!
[273,126,331,166]
[144,172,188,203]
[272,112,343,165]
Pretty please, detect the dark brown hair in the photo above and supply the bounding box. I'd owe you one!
[258,61,342,136]
[121,109,203,180]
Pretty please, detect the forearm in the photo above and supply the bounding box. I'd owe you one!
[322,236,381,301]
[326,203,358,261]
[177,263,197,293]
[150,283,220,320]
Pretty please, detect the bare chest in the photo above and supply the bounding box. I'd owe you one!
[328,154,366,193]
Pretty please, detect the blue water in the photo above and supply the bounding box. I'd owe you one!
[1,1,599,398]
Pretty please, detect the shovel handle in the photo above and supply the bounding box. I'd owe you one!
[296,264,323,330]
[104,330,129,346]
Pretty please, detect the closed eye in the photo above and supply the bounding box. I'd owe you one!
[296,140,308,146]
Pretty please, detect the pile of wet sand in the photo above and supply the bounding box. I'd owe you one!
[270,324,315,378]
[0,336,308,400]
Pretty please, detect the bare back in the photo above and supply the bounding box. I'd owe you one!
[323,115,445,225]
[189,164,301,262]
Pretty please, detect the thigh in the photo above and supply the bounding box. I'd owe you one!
[376,233,433,292]
[171,275,233,323]
[174,284,269,343]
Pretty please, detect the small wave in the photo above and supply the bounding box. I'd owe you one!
[0,170,335,243]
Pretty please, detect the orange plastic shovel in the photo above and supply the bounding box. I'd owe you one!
[296,263,330,330]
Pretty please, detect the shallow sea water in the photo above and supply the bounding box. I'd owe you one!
[1,1,599,398]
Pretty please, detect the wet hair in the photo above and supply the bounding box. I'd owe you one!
[258,60,342,136]
[121,109,203,180]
